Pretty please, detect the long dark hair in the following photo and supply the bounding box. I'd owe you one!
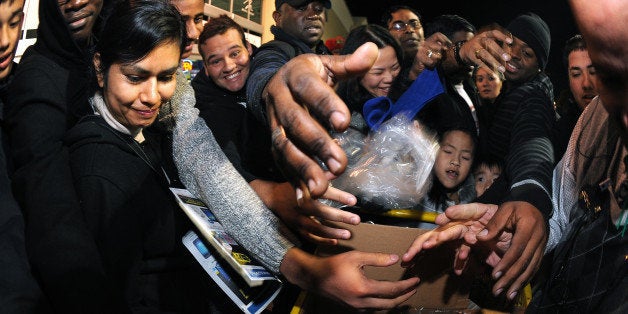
[94,0,185,86]
[335,24,403,114]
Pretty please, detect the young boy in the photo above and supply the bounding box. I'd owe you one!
[473,159,502,198]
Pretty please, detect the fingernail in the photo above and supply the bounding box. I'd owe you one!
[349,215,359,224]
[479,229,488,236]
[494,288,503,296]
[295,187,303,201]
[341,230,350,239]
[389,254,399,262]
[493,271,502,279]
[502,53,510,61]
[346,194,357,205]
[509,291,518,300]
[498,66,506,73]
[329,111,346,126]
[307,179,316,192]
[327,158,341,173]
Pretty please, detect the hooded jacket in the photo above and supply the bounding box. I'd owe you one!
[4,0,110,312]
[0,63,48,313]
[64,114,228,313]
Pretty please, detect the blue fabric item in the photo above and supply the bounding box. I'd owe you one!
[362,68,444,130]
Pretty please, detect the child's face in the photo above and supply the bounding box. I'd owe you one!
[434,130,474,190]
[474,164,501,197]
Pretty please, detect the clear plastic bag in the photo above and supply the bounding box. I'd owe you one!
[332,114,439,210]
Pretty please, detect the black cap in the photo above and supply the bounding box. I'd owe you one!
[506,13,551,70]
[275,0,331,11]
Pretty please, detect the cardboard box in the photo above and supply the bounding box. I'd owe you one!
[295,221,477,313]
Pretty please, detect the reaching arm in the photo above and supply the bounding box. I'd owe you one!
[170,70,419,309]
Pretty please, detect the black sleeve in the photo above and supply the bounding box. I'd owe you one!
[0,128,50,313]
[6,65,124,313]
[502,87,555,219]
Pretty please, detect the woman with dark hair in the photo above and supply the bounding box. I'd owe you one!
[335,24,403,133]
[64,0,228,312]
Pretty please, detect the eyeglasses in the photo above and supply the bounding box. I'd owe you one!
[389,20,422,32]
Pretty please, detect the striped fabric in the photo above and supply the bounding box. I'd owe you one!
[482,73,555,218]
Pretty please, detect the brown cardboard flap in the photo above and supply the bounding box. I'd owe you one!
[298,221,475,313]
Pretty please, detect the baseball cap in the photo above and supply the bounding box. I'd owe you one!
[275,0,331,10]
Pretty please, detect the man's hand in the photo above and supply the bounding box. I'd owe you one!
[293,175,360,244]
[281,248,419,309]
[459,28,513,73]
[402,202,542,300]
[479,201,547,300]
[408,32,451,80]
[263,43,379,199]
[254,179,359,245]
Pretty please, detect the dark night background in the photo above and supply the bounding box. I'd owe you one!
[345,0,579,98]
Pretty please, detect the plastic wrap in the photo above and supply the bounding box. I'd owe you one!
[332,115,439,210]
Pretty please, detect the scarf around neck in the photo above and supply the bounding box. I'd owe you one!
[90,91,145,142]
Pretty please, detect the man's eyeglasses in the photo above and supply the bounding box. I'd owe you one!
[389,20,422,32]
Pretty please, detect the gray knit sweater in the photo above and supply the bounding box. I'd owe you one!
[164,71,297,273]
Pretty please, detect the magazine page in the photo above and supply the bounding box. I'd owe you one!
[183,231,282,314]
[171,187,277,286]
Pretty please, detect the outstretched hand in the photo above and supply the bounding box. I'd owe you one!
[402,203,503,272]
[281,248,419,309]
[264,42,379,199]
[459,28,513,73]
[478,201,547,300]
[292,172,360,245]
[261,177,359,245]
[409,32,451,80]
[402,201,543,300]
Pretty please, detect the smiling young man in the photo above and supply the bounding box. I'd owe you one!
[475,14,556,300]
[479,13,555,213]
[193,15,294,218]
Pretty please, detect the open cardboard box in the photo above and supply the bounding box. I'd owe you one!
[295,221,478,313]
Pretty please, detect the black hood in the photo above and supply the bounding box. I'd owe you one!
[34,0,97,69]
[32,0,109,124]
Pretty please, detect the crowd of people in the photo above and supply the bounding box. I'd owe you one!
[0,0,625,312]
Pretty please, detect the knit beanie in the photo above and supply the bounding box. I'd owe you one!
[506,13,551,70]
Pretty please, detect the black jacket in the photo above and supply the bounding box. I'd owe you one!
[478,73,555,219]
[416,72,479,136]
[192,71,283,182]
[4,0,107,311]
[0,64,48,313]
[65,115,232,313]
